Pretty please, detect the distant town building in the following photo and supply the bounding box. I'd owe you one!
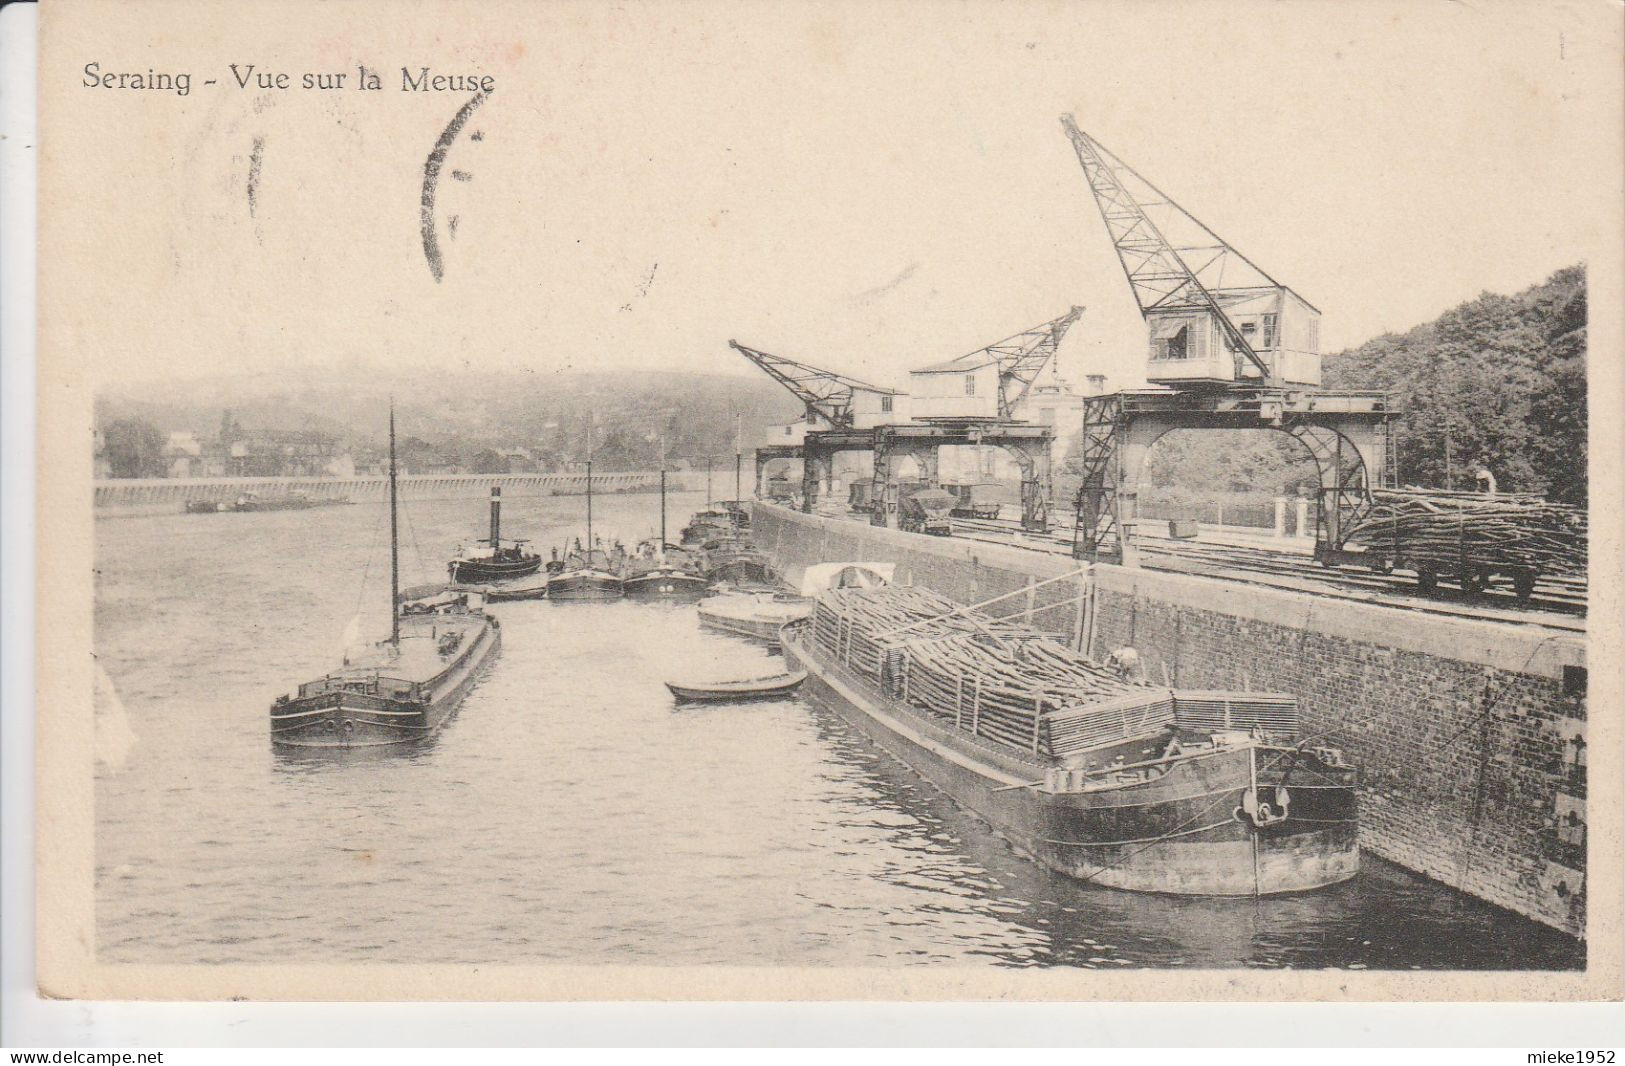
[164,431,204,478]
[93,426,112,479]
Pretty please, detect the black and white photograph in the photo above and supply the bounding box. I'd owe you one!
[22,0,1623,1008]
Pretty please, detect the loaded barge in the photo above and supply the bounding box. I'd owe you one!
[781,583,1359,896]
[270,406,500,747]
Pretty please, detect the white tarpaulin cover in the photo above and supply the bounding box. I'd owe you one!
[799,562,896,597]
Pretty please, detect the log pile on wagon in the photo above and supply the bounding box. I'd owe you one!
[810,586,1297,760]
[1346,488,1587,577]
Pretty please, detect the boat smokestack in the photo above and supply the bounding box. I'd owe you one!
[489,487,502,544]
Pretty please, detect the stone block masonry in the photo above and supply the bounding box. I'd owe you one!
[755,503,1587,938]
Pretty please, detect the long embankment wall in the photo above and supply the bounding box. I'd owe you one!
[94,471,710,515]
[756,503,1589,938]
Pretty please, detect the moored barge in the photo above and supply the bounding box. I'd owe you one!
[270,593,500,747]
[697,592,812,643]
[781,584,1359,896]
[271,407,500,748]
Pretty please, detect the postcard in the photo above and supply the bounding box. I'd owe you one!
[34,0,1624,1001]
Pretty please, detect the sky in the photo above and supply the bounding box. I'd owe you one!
[47,0,1623,398]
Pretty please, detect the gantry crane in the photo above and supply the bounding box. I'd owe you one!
[1058,115,1394,563]
[1060,114,1294,387]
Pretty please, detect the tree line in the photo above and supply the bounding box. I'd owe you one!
[1323,264,1586,505]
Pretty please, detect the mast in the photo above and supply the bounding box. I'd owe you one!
[594,409,601,552]
[389,401,400,647]
[659,469,667,551]
[734,413,742,503]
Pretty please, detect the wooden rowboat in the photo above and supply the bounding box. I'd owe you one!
[665,671,808,703]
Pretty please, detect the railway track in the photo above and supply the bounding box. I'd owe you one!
[933,514,1587,632]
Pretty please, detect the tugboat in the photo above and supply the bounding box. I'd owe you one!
[448,487,542,583]
[680,507,737,548]
[269,407,501,748]
[781,581,1359,896]
[623,471,709,599]
[547,459,624,600]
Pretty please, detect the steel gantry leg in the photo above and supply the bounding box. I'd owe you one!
[871,431,896,528]
[1287,421,1387,560]
[1072,394,1123,561]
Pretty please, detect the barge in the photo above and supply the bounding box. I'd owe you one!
[781,584,1359,896]
[270,593,500,747]
[271,408,500,748]
[697,592,812,643]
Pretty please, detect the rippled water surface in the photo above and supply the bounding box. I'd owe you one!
[94,491,1583,968]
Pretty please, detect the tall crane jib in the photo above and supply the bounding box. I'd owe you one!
[1060,115,1323,391]
[987,307,1085,419]
[728,340,894,430]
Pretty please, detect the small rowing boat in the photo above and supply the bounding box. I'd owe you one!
[482,577,551,602]
[665,670,807,703]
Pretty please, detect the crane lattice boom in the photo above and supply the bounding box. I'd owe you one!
[986,306,1084,418]
[728,340,895,429]
[1060,114,1281,381]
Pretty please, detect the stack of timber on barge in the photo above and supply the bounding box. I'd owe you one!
[781,585,1359,896]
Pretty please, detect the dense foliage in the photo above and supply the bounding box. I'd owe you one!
[100,418,168,478]
[1323,265,1586,505]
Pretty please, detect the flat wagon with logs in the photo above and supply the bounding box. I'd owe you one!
[1337,488,1587,601]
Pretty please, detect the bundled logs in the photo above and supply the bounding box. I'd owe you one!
[1346,488,1587,576]
[812,587,1177,760]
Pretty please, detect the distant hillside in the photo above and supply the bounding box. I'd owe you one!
[1323,265,1586,505]
[96,368,803,472]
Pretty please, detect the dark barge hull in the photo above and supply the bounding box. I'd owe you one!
[449,557,542,583]
[269,619,501,748]
[547,570,625,600]
[782,627,1358,896]
[623,569,710,599]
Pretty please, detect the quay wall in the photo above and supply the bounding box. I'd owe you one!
[94,471,710,515]
[755,503,1589,938]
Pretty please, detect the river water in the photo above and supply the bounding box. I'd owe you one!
[93,490,1582,969]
